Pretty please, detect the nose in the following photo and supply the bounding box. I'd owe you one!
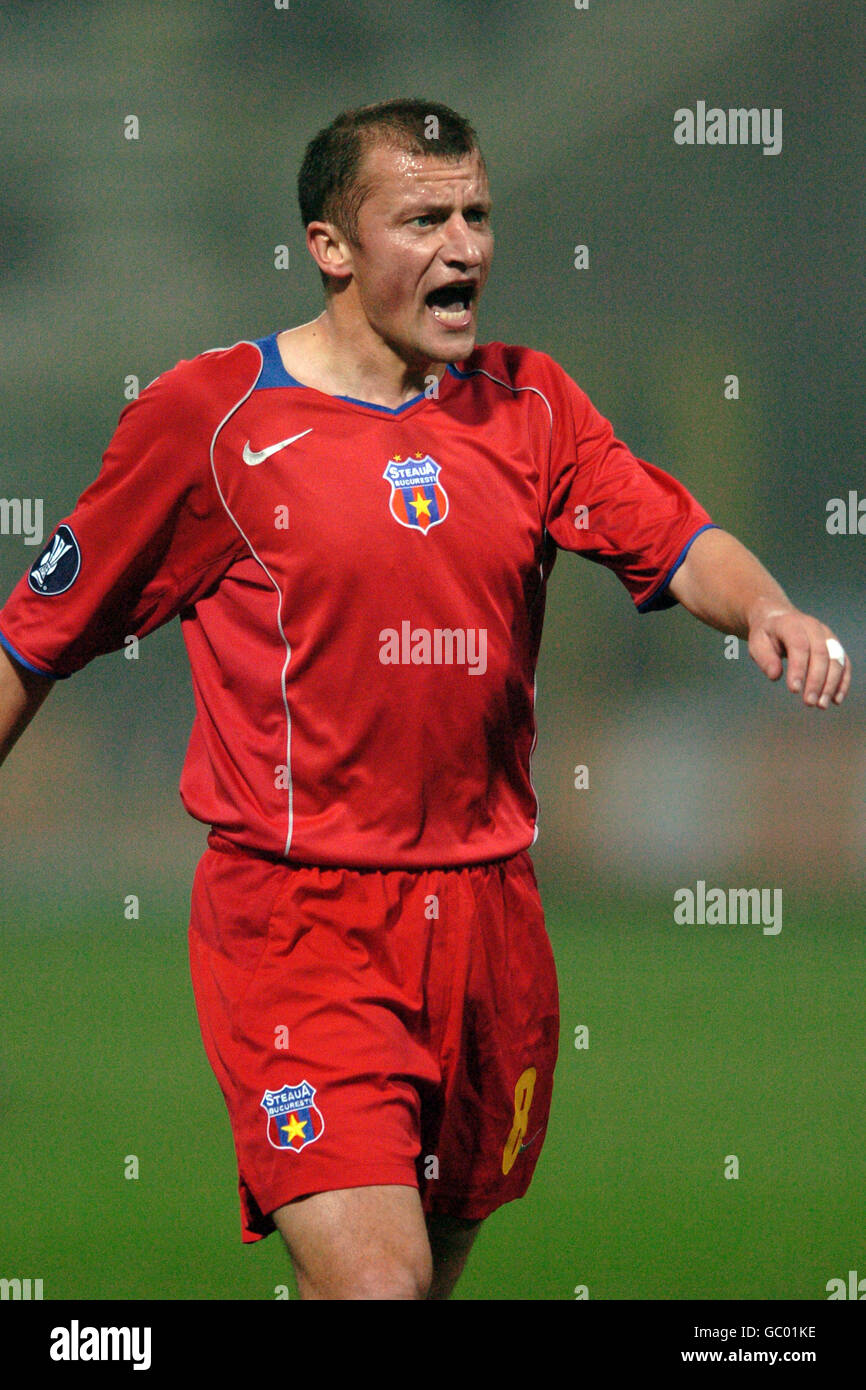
[442,211,485,268]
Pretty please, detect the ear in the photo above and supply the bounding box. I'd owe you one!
[306,220,354,284]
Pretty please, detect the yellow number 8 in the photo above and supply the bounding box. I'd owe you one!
[501,1066,537,1175]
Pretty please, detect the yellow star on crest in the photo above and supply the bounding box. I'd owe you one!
[280,1113,308,1144]
[411,490,432,519]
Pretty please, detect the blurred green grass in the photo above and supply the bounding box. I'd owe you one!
[1,891,864,1300]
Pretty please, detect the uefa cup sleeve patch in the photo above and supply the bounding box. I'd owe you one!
[383,453,449,534]
[260,1081,325,1153]
[28,524,81,595]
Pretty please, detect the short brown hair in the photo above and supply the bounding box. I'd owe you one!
[297,97,484,290]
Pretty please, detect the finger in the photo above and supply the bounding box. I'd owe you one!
[814,632,849,708]
[774,626,812,694]
[801,639,830,706]
[834,658,856,706]
[833,656,852,704]
[748,628,784,681]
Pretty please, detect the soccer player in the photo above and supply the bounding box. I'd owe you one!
[0,98,850,1300]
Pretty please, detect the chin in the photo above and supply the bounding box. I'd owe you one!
[429,329,477,363]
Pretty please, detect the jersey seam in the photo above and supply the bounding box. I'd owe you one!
[448,360,553,842]
[447,362,554,534]
[206,344,295,858]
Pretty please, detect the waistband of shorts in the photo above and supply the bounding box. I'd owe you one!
[206,829,531,876]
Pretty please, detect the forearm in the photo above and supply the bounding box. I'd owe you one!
[668,528,792,637]
[666,524,850,707]
[0,646,54,765]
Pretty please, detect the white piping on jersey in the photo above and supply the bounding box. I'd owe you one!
[528,547,550,847]
[451,362,554,433]
[207,341,295,857]
[454,362,555,846]
[529,672,540,846]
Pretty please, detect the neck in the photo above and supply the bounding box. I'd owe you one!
[309,305,446,408]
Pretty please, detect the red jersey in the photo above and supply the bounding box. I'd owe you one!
[0,334,713,867]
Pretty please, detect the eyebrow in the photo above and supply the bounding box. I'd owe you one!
[401,197,492,214]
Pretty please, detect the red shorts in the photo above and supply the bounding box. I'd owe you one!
[188,839,560,1242]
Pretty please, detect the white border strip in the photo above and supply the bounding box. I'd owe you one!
[454,364,554,845]
[207,341,295,856]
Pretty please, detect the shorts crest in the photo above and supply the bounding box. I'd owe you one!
[260,1080,324,1152]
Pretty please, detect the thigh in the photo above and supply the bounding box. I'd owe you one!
[273,1184,432,1300]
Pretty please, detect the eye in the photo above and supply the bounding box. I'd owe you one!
[412,213,437,227]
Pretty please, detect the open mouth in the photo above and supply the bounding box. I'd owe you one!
[425,282,475,327]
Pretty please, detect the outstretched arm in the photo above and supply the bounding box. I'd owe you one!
[667,527,851,709]
[0,646,54,765]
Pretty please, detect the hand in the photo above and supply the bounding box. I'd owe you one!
[748,603,851,708]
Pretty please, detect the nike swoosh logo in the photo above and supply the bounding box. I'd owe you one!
[519,1126,544,1153]
[242,429,313,466]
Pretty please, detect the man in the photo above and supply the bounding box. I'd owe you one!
[0,98,850,1300]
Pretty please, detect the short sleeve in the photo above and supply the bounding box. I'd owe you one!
[543,361,715,611]
[0,363,245,677]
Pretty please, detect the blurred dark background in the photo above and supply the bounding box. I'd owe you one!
[2,0,862,904]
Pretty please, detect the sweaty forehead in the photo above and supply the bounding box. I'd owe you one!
[359,144,488,207]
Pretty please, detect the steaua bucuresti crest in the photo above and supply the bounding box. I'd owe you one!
[383,453,449,534]
[260,1080,325,1153]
